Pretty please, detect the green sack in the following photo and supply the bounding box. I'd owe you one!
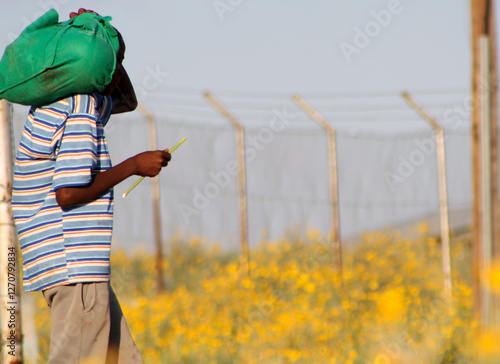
[0,9,120,106]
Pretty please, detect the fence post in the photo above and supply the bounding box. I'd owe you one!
[0,99,23,363]
[478,36,495,326]
[401,92,452,303]
[470,0,499,325]
[137,104,165,294]
[291,94,342,280]
[203,91,250,275]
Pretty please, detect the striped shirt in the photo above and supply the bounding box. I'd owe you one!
[12,94,114,292]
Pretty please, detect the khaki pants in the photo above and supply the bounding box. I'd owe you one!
[42,282,143,364]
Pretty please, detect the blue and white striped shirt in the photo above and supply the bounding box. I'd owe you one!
[12,93,114,292]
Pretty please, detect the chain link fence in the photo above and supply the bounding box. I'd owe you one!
[11,89,477,252]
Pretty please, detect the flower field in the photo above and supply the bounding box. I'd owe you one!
[31,226,500,363]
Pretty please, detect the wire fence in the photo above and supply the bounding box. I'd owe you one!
[11,88,479,253]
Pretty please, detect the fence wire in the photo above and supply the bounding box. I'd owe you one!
[11,89,478,252]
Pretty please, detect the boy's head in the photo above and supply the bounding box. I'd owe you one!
[104,29,138,112]
[69,9,134,101]
[102,30,126,96]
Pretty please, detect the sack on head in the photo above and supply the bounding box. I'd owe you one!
[0,9,120,106]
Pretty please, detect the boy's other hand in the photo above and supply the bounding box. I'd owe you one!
[133,150,171,177]
[69,8,99,18]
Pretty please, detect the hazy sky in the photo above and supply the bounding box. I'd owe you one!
[0,1,490,247]
[0,1,473,96]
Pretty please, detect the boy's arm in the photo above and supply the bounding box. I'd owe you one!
[56,150,170,208]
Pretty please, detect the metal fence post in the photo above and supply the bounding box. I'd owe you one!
[478,36,495,326]
[401,92,452,303]
[203,92,250,275]
[292,94,342,280]
[137,104,165,294]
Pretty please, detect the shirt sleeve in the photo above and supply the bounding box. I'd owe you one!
[99,95,114,126]
[53,95,99,190]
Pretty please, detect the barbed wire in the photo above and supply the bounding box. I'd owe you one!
[141,88,474,131]
[158,86,470,99]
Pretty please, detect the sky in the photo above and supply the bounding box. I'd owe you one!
[0,1,493,249]
[0,1,473,96]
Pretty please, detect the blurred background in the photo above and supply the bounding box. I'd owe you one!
[1,0,475,251]
[1,1,498,363]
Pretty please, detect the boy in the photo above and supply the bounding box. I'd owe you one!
[11,8,168,364]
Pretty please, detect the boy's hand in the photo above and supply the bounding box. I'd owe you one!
[133,150,171,177]
[69,8,99,18]
[56,149,171,208]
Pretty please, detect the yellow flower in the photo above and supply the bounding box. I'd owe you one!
[486,259,500,294]
[304,282,316,293]
[282,348,301,362]
[417,222,429,234]
[377,288,406,322]
[307,228,321,241]
[476,329,500,359]
[32,228,475,363]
